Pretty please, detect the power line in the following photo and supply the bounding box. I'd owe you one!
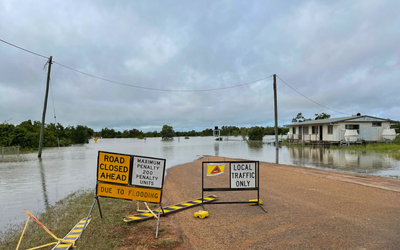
[277,75,351,115]
[1,37,271,92]
[54,61,272,92]
[0,38,49,59]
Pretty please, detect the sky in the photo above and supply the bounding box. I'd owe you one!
[1,0,400,132]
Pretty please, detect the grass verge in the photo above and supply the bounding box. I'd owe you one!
[0,190,183,250]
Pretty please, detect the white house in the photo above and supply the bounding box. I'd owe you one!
[285,114,398,143]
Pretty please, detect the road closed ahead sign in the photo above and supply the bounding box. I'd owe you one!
[98,151,131,185]
[230,162,256,188]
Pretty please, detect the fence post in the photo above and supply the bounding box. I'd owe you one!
[2,146,3,160]
[18,144,20,156]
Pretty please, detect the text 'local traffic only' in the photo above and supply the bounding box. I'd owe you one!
[230,162,256,188]
[98,152,131,185]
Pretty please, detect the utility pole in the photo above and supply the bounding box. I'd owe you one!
[273,74,279,159]
[38,56,52,158]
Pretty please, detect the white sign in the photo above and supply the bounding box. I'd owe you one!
[132,156,165,189]
[230,162,256,188]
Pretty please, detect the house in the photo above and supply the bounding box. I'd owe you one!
[285,114,398,143]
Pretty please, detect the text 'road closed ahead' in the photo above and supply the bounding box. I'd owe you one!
[98,152,131,185]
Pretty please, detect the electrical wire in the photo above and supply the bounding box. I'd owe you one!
[277,75,351,115]
[53,61,272,92]
[0,38,49,59]
[1,37,271,92]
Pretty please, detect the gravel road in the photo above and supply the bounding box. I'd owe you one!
[161,156,400,250]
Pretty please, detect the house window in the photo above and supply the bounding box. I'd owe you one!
[345,124,359,130]
[292,127,296,134]
[328,125,333,134]
[312,126,318,134]
[345,124,360,134]
[303,127,309,135]
[372,122,382,127]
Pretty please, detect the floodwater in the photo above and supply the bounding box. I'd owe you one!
[1,136,399,232]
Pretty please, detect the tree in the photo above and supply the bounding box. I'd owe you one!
[314,113,331,120]
[160,125,175,140]
[291,113,311,123]
[72,125,90,143]
[247,126,264,140]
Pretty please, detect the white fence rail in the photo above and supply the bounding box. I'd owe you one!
[1,145,20,159]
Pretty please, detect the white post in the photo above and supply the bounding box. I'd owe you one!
[156,205,161,238]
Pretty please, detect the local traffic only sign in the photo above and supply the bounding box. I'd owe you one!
[230,162,256,188]
[201,160,266,212]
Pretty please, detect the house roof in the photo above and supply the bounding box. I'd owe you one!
[284,115,398,127]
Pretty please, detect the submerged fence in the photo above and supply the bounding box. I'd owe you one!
[1,145,20,160]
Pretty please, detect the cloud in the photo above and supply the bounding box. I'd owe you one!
[1,0,400,132]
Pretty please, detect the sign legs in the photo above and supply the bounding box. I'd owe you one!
[155,205,162,238]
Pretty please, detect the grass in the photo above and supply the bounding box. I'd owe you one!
[330,143,400,161]
[0,190,183,250]
[330,143,400,152]
[152,238,181,247]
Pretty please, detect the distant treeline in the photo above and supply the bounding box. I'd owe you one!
[94,125,289,138]
[0,120,93,149]
[0,120,289,149]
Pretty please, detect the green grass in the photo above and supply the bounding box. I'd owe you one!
[152,238,181,247]
[330,143,400,152]
[0,189,178,250]
[330,143,400,161]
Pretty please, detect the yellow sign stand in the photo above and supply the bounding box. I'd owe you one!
[16,210,88,250]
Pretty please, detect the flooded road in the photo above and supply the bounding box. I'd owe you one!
[1,136,399,231]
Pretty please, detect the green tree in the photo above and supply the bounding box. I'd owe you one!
[292,113,311,123]
[160,125,175,140]
[314,113,331,120]
[247,126,264,140]
[72,125,89,143]
[101,127,117,138]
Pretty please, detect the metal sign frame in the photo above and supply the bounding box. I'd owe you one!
[201,161,266,212]
[91,151,167,238]
[95,151,166,204]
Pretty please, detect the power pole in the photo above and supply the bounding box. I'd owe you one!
[273,74,279,152]
[38,56,52,158]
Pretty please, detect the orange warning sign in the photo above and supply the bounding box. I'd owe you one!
[97,182,161,203]
[207,163,225,176]
[97,151,131,185]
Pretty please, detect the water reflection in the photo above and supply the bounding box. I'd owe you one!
[247,141,263,150]
[162,143,174,159]
[214,142,219,156]
[1,137,399,232]
[38,158,50,209]
[288,146,392,174]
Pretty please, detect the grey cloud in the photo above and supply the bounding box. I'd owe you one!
[1,0,400,132]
